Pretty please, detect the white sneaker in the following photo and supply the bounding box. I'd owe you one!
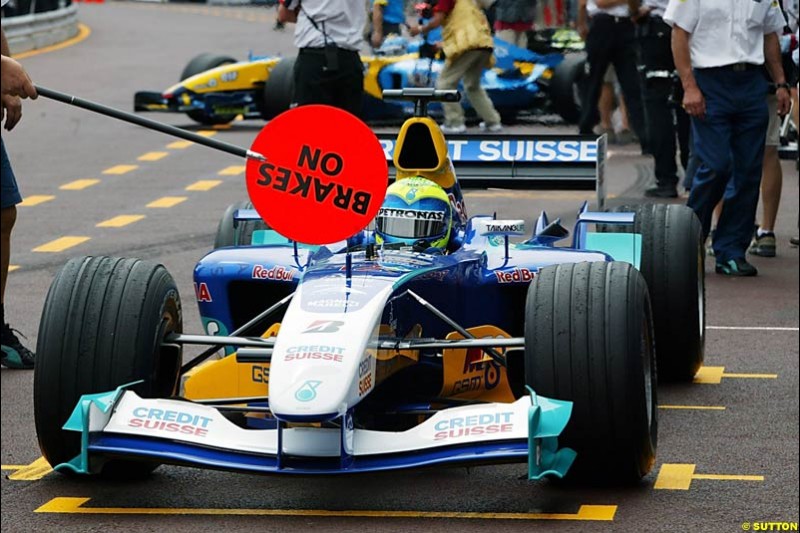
[440,124,467,134]
[479,121,503,132]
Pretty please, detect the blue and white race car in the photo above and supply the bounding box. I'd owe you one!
[35,90,703,485]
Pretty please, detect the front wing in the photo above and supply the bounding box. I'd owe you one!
[55,385,575,480]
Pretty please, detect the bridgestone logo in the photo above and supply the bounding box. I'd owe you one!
[378,208,444,221]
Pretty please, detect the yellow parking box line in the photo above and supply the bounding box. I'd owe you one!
[722,372,778,379]
[33,237,90,253]
[147,197,187,208]
[654,464,696,490]
[8,457,53,481]
[1,464,26,470]
[8,265,20,272]
[60,179,100,190]
[137,151,169,162]
[96,215,146,228]
[693,366,725,384]
[658,405,726,411]
[19,195,55,207]
[218,165,245,176]
[167,140,194,149]
[693,474,764,482]
[212,123,232,130]
[102,165,138,175]
[196,130,217,138]
[186,180,222,191]
[35,498,617,521]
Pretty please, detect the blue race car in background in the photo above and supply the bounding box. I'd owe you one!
[134,36,588,125]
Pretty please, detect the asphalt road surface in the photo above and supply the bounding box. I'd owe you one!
[1,3,798,532]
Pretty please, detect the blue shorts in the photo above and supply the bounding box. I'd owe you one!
[1,138,22,209]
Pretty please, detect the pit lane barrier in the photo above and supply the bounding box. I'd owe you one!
[1,4,79,55]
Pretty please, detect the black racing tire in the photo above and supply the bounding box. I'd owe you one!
[180,53,238,125]
[549,52,587,124]
[214,201,269,248]
[605,204,705,381]
[261,57,296,120]
[524,261,657,484]
[34,257,183,477]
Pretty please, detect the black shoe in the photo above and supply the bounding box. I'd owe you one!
[1,323,35,369]
[644,185,678,198]
[715,257,758,277]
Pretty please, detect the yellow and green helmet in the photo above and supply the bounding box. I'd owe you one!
[375,176,452,251]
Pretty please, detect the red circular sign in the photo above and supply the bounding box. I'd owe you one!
[245,105,388,245]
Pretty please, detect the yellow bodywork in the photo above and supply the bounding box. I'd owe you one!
[393,117,457,189]
[165,58,279,95]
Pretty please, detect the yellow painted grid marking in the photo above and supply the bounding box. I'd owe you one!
[8,457,52,481]
[147,197,187,208]
[102,165,138,175]
[33,237,90,253]
[96,215,146,228]
[138,152,169,162]
[694,366,778,384]
[19,195,55,207]
[655,464,764,490]
[212,123,232,130]
[35,498,616,521]
[1,465,26,470]
[8,265,20,272]
[218,165,245,176]
[658,405,726,411]
[167,140,194,149]
[186,180,222,191]
[13,24,91,59]
[60,179,100,190]
[196,130,217,138]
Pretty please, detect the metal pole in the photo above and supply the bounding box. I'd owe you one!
[35,86,266,161]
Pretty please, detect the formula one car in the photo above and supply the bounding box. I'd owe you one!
[35,89,704,485]
[133,37,587,125]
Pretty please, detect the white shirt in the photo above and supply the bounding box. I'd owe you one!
[643,0,670,18]
[286,0,366,51]
[664,0,786,68]
[587,0,629,18]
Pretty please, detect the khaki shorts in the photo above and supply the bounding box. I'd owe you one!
[765,94,780,147]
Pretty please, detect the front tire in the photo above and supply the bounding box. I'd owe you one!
[261,57,296,120]
[214,201,269,248]
[180,53,238,125]
[549,53,587,124]
[34,257,183,477]
[524,261,657,484]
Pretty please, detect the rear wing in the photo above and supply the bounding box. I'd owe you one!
[377,133,608,209]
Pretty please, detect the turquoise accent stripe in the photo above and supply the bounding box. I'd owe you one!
[584,232,642,269]
[250,229,320,251]
[55,381,143,475]
[526,387,576,480]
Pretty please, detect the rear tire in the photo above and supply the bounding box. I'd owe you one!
[606,204,705,381]
[34,257,183,477]
[214,201,269,248]
[180,53,238,125]
[261,57,296,120]
[549,53,587,124]
[524,261,657,484]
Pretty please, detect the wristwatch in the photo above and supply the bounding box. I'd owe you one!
[775,82,791,91]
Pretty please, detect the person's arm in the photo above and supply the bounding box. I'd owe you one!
[672,25,704,118]
[409,12,445,37]
[595,0,628,8]
[576,0,589,40]
[0,28,37,100]
[277,0,299,24]
[764,31,791,115]
[371,3,384,48]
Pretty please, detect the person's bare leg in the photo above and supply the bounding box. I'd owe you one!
[759,145,782,232]
[0,206,16,304]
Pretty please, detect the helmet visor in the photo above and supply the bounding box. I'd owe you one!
[376,208,447,239]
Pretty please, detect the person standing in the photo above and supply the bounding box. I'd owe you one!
[576,0,647,150]
[277,0,366,117]
[666,0,790,276]
[635,0,690,198]
[493,0,535,49]
[370,0,406,49]
[1,12,37,369]
[410,0,503,133]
